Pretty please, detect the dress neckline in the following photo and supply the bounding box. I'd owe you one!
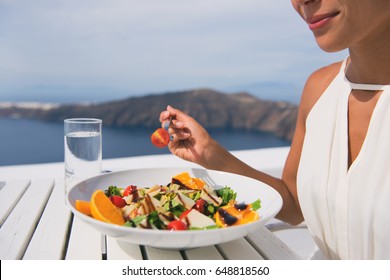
[342,57,390,91]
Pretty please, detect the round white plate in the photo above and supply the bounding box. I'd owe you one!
[67,167,282,249]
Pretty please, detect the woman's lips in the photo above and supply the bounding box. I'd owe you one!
[307,12,339,30]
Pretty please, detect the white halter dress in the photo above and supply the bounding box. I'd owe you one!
[297,58,390,259]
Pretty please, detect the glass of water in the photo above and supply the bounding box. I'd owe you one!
[64,118,102,202]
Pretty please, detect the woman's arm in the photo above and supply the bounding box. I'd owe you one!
[159,62,340,225]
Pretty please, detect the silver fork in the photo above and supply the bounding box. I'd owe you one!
[163,117,174,141]
[192,168,219,188]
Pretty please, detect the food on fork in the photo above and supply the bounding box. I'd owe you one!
[151,128,170,148]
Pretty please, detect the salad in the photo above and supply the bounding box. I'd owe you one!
[78,172,261,231]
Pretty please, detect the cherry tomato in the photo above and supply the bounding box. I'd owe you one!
[109,195,127,208]
[179,209,192,221]
[167,220,188,231]
[151,128,170,148]
[193,199,207,213]
[123,185,137,197]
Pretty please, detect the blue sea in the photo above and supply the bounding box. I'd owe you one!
[0,118,290,166]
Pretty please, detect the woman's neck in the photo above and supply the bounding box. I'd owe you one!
[347,26,390,85]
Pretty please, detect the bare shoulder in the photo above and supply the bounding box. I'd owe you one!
[299,61,342,118]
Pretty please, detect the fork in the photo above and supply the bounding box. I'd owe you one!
[192,168,218,188]
[163,117,174,141]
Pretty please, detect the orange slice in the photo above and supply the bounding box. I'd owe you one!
[90,190,125,225]
[214,203,259,227]
[193,177,206,189]
[172,172,205,190]
[75,200,92,216]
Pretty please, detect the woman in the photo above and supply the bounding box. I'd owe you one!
[159,0,390,259]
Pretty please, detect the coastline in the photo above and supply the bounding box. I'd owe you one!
[0,118,290,166]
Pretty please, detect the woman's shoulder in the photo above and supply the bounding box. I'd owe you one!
[299,60,343,118]
[307,61,342,88]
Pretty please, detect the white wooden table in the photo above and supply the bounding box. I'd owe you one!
[0,147,301,260]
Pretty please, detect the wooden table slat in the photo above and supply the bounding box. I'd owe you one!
[0,180,30,226]
[216,238,264,260]
[106,237,143,260]
[65,216,102,260]
[23,179,72,260]
[184,246,224,260]
[246,226,301,260]
[0,179,54,259]
[143,246,184,260]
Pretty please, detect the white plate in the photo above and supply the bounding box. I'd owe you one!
[67,167,282,249]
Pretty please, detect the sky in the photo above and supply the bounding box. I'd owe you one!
[0,0,347,104]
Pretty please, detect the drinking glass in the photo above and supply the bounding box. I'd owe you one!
[64,118,102,202]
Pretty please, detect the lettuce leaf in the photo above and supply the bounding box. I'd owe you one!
[251,199,261,211]
[104,185,122,197]
[147,211,164,229]
[124,215,146,227]
[216,186,237,206]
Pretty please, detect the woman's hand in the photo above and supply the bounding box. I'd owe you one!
[159,105,221,167]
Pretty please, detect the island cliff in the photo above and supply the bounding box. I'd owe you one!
[0,88,298,141]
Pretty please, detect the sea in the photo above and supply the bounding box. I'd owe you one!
[0,118,290,166]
